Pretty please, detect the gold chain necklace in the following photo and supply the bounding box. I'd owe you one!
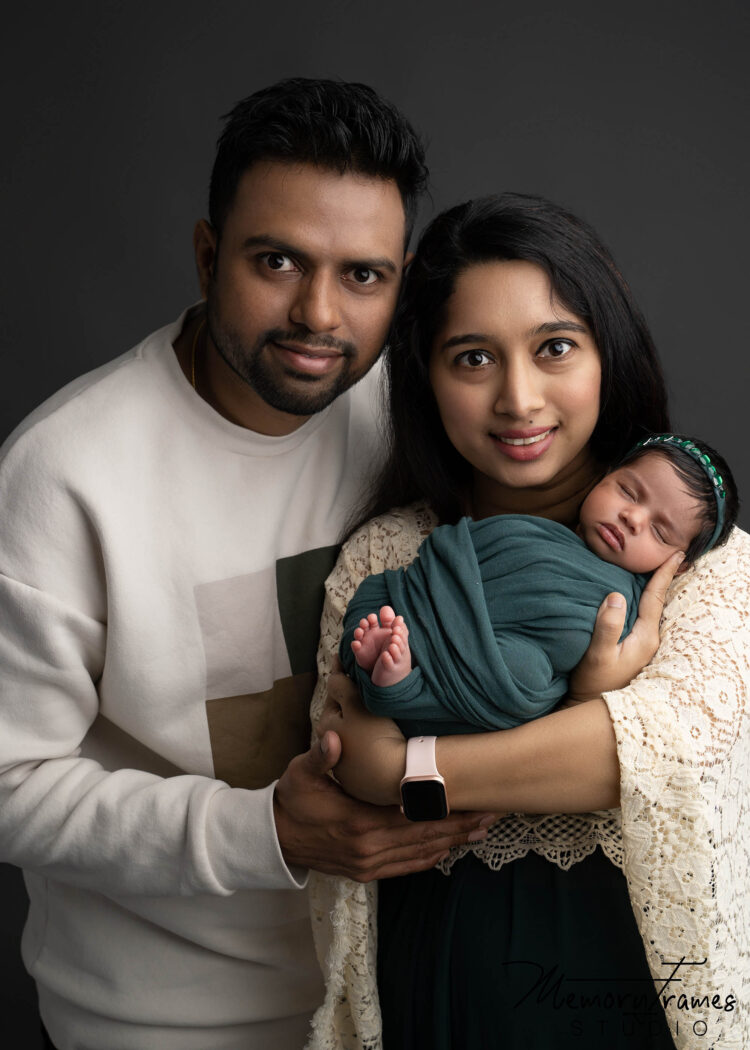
[190,318,206,390]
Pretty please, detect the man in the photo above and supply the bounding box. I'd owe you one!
[0,79,489,1049]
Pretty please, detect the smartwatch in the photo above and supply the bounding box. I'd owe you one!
[400,735,449,821]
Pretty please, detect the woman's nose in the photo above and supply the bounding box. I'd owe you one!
[289,272,341,333]
[493,359,545,418]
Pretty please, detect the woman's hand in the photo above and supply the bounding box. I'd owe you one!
[316,671,407,806]
[568,549,684,702]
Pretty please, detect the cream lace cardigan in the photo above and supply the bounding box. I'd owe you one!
[307,503,749,1050]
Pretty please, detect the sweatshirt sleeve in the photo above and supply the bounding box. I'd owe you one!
[0,425,304,898]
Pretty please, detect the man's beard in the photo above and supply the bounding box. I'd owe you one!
[206,307,365,417]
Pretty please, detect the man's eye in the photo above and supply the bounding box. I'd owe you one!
[348,266,379,285]
[456,350,492,368]
[262,253,296,272]
[538,339,573,359]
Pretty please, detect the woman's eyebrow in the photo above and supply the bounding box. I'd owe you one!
[531,321,588,336]
[439,333,492,352]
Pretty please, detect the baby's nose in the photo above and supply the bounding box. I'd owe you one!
[621,505,646,532]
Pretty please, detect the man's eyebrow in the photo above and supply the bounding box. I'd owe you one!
[240,235,398,274]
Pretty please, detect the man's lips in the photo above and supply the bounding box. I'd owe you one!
[271,340,346,376]
[490,426,556,461]
[597,522,625,551]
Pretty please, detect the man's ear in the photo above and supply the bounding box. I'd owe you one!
[194,219,217,299]
[403,250,415,271]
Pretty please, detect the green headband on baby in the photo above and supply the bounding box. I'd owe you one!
[633,434,726,552]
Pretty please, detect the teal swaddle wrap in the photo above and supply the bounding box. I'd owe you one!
[340,515,646,737]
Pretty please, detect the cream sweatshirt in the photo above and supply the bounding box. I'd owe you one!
[0,308,384,1049]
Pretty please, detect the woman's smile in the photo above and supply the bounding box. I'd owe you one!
[490,426,557,460]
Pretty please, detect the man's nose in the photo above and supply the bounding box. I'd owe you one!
[289,272,341,332]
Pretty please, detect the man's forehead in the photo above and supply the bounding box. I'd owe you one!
[223,160,406,257]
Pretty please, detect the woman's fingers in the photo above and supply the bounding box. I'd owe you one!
[632,550,684,638]
[571,550,684,701]
[587,593,628,657]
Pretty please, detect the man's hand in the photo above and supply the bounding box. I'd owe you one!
[273,675,496,882]
[569,549,683,701]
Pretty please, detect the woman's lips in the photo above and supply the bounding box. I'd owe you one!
[490,427,556,461]
[597,522,625,551]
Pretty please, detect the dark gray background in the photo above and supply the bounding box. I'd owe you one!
[1,1,747,1044]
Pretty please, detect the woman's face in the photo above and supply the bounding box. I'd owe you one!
[429,260,602,503]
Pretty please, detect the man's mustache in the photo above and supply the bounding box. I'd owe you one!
[263,329,356,357]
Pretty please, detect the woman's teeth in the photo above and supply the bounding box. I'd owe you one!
[499,430,552,446]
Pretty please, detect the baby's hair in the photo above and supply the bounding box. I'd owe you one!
[616,434,739,563]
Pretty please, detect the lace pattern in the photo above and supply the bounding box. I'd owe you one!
[307,504,750,1049]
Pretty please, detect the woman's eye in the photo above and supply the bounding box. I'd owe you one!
[538,339,574,359]
[456,349,493,368]
[262,253,296,272]
[347,266,379,285]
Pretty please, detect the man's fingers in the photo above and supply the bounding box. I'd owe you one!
[356,849,452,883]
[305,730,342,775]
[343,817,497,882]
[345,806,496,852]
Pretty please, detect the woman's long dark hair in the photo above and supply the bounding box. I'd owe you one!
[357,192,671,528]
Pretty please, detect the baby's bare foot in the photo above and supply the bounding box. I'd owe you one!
[372,617,412,687]
[351,609,396,672]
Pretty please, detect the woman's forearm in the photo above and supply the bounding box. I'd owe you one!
[437,699,620,813]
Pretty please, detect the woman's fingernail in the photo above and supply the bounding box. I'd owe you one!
[479,814,496,827]
[468,829,488,843]
[320,734,329,756]
[607,595,625,608]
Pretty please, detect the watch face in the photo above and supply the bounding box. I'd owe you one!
[401,780,449,822]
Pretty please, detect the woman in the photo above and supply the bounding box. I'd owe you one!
[307,195,749,1049]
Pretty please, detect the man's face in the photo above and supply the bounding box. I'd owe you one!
[195,161,408,434]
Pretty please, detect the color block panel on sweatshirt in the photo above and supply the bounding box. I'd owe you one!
[195,546,339,787]
[276,545,339,675]
[194,568,292,699]
[205,673,315,788]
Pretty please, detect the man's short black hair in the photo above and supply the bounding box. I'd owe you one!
[208,78,428,243]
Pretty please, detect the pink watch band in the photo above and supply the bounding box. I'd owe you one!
[403,735,440,779]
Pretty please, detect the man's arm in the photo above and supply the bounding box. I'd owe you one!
[273,730,494,883]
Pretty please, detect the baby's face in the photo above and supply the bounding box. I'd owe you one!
[578,453,702,573]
